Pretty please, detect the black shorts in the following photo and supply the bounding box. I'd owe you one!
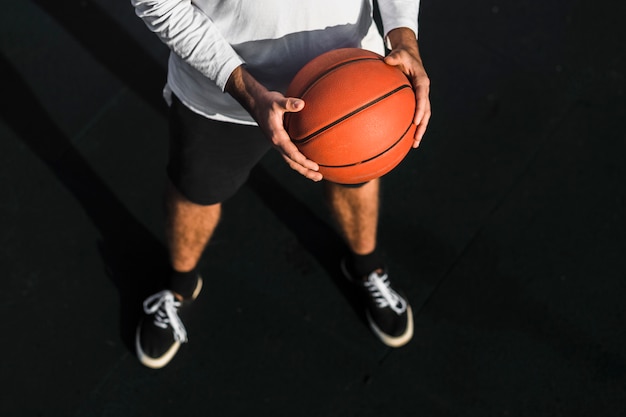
[167,95,271,205]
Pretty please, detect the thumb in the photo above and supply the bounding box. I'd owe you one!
[383,53,401,66]
[284,97,305,113]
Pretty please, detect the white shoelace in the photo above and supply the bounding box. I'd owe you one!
[364,271,407,315]
[143,290,188,343]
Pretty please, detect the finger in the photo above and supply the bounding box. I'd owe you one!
[412,76,431,119]
[413,110,431,147]
[282,155,323,181]
[283,97,305,113]
[413,96,426,126]
[285,148,320,172]
[279,137,320,172]
[383,53,400,67]
[383,50,408,68]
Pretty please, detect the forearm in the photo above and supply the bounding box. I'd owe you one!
[387,27,419,51]
[224,66,269,116]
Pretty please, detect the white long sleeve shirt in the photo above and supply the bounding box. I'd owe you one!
[131,0,420,125]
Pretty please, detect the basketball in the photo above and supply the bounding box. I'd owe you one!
[284,48,416,184]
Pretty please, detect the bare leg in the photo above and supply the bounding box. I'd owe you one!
[165,181,221,275]
[323,179,380,255]
[325,178,412,347]
[135,181,220,368]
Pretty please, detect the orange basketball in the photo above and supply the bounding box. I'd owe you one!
[284,48,416,184]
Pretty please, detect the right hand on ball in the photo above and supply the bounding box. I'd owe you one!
[385,28,431,149]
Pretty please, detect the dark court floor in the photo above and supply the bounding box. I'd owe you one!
[2,0,625,416]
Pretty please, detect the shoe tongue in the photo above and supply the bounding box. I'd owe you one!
[368,269,386,281]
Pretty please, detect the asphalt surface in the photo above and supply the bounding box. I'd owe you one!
[2,0,625,416]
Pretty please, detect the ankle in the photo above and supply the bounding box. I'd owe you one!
[168,268,199,300]
[348,249,384,279]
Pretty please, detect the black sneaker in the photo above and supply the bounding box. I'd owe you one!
[341,260,413,347]
[135,276,202,369]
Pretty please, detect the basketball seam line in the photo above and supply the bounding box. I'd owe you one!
[297,57,382,96]
[291,84,412,145]
[284,57,383,132]
[317,120,414,168]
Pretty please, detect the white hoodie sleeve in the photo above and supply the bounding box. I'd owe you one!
[377,0,420,42]
[130,0,243,91]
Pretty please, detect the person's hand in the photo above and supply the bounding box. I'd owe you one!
[226,66,322,181]
[384,28,431,148]
[256,91,324,182]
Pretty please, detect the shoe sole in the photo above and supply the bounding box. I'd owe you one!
[190,276,203,301]
[135,329,182,369]
[366,305,414,348]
